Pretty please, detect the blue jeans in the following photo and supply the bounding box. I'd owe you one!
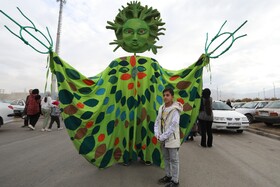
[162,146,179,183]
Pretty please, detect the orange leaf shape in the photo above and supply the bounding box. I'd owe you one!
[114,137,119,146]
[177,98,185,104]
[86,121,94,128]
[98,134,105,142]
[83,79,95,86]
[121,73,131,80]
[170,75,180,81]
[130,55,136,67]
[152,136,158,145]
[137,72,147,79]
[128,83,134,90]
[76,102,85,109]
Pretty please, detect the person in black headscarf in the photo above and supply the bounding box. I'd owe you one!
[198,88,213,147]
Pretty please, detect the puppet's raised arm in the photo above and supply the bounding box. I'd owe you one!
[0,7,53,54]
[204,20,247,59]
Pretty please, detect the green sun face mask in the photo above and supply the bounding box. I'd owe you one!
[106,1,166,54]
[122,18,150,53]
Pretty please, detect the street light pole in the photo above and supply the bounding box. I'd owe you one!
[51,0,66,99]
[273,82,276,98]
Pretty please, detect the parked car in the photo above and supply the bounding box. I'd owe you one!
[9,99,26,117]
[0,102,14,127]
[255,100,280,126]
[212,100,249,133]
[235,101,269,124]
[232,102,246,109]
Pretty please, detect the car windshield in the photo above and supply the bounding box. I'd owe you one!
[10,100,18,105]
[233,103,245,107]
[264,101,280,108]
[212,102,232,110]
[241,102,258,109]
[0,99,12,104]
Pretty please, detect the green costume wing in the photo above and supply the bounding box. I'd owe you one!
[50,52,209,168]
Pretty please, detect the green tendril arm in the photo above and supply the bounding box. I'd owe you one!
[205,20,247,59]
[0,7,53,54]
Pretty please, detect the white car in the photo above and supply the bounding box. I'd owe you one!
[9,99,26,117]
[0,102,14,127]
[212,101,249,133]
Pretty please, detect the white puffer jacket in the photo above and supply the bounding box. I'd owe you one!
[154,102,183,148]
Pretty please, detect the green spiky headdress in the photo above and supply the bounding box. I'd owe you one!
[106,1,166,54]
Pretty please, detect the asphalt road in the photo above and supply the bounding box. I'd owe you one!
[0,118,280,187]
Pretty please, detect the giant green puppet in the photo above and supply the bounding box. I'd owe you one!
[0,1,247,168]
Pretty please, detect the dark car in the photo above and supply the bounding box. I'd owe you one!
[255,100,280,126]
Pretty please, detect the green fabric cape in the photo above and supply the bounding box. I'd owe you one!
[50,52,209,168]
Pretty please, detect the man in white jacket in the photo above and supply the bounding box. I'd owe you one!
[154,88,183,187]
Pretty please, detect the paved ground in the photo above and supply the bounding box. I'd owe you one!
[0,118,280,187]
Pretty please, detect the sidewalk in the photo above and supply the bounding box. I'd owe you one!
[247,122,280,141]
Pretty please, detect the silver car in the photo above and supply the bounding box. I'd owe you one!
[9,99,26,117]
[255,100,280,126]
[235,101,269,124]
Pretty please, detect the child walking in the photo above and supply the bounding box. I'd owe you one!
[47,101,63,131]
[154,88,182,187]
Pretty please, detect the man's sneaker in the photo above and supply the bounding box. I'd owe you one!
[158,176,172,185]
[41,128,46,132]
[46,129,52,132]
[28,125,35,130]
[165,181,179,187]
[58,127,64,130]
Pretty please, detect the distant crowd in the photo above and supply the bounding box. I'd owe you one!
[21,89,63,132]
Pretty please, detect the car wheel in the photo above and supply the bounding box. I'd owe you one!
[265,122,273,126]
[245,114,254,124]
[0,117,3,126]
[236,130,243,133]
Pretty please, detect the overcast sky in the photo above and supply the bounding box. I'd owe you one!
[0,0,279,99]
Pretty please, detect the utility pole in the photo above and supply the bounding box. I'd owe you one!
[51,0,66,99]
[273,82,276,98]
[217,86,219,100]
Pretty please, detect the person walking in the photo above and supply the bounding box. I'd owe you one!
[198,88,214,148]
[26,89,41,130]
[46,100,63,131]
[40,92,52,131]
[226,99,232,108]
[154,88,182,187]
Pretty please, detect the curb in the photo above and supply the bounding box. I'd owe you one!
[246,128,280,141]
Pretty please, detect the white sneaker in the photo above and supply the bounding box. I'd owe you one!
[41,128,46,132]
[58,127,64,130]
[46,129,52,132]
[28,125,35,130]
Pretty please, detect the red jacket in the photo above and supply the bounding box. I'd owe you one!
[26,94,41,115]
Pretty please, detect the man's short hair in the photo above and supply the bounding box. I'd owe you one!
[163,87,174,96]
